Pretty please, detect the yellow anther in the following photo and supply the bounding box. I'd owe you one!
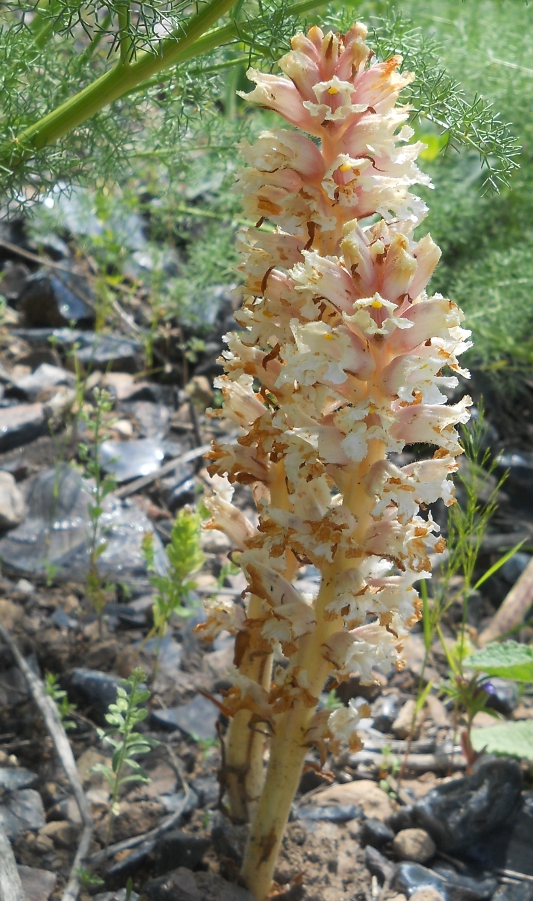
[371,299,383,309]
[368,405,376,414]
[339,162,352,172]
[327,86,339,95]
[324,333,334,340]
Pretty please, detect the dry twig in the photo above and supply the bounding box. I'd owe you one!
[0,623,93,901]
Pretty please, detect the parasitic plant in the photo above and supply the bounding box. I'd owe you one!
[199,21,472,900]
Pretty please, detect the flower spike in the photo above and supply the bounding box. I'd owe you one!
[199,21,472,901]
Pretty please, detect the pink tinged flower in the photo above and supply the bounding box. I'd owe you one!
[227,667,273,720]
[238,69,319,134]
[363,509,414,561]
[322,623,400,682]
[341,223,379,296]
[353,57,414,111]
[408,234,442,299]
[213,374,265,429]
[276,319,375,388]
[334,23,370,80]
[239,130,325,181]
[379,233,418,303]
[387,296,467,355]
[379,347,459,405]
[302,75,368,124]
[204,475,256,550]
[209,443,271,486]
[243,559,309,609]
[291,250,358,314]
[278,43,322,103]
[390,396,473,452]
[321,155,373,201]
[325,567,367,618]
[401,457,458,507]
[342,294,413,337]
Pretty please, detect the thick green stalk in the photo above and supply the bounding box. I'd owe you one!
[1,0,239,169]
[1,0,332,174]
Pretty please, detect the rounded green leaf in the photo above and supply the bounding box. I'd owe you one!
[465,642,533,682]
[471,720,533,759]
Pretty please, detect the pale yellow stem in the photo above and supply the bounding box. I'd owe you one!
[225,596,272,822]
[226,462,296,822]
[240,570,339,899]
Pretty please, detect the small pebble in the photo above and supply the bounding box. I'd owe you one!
[361,818,395,849]
[393,828,436,864]
[15,578,34,595]
[410,890,446,901]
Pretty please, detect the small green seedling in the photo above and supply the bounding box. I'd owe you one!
[78,387,117,628]
[142,505,205,642]
[92,668,158,846]
[45,672,77,731]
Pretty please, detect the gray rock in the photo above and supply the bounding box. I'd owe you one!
[0,403,46,452]
[364,845,397,884]
[410,756,522,852]
[211,811,248,865]
[66,668,122,722]
[8,363,75,402]
[99,438,165,482]
[146,867,256,901]
[120,401,171,439]
[492,884,533,901]
[395,863,496,901]
[0,464,168,586]
[10,328,141,371]
[18,865,56,901]
[75,333,142,371]
[373,693,402,733]
[432,868,497,901]
[156,830,211,875]
[0,471,25,528]
[0,789,46,837]
[501,553,532,585]
[151,694,219,741]
[497,453,533,511]
[361,818,395,849]
[17,269,95,329]
[393,699,423,739]
[392,829,436,864]
[0,262,30,300]
[0,766,37,791]
[464,792,533,874]
[483,677,519,716]
[295,804,362,823]
[94,890,139,901]
[191,776,219,810]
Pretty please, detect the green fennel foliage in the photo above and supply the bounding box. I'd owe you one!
[142,505,205,640]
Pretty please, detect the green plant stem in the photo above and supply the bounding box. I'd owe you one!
[117,2,132,64]
[2,0,240,170]
[1,0,330,174]
[31,0,62,48]
[77,13,112,67]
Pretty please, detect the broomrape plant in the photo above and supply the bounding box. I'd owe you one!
[198,20,473,900]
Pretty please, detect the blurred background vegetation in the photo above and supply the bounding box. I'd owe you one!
[2,0,532,396]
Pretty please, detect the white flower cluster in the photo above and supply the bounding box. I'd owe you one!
[201,22,471,755]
